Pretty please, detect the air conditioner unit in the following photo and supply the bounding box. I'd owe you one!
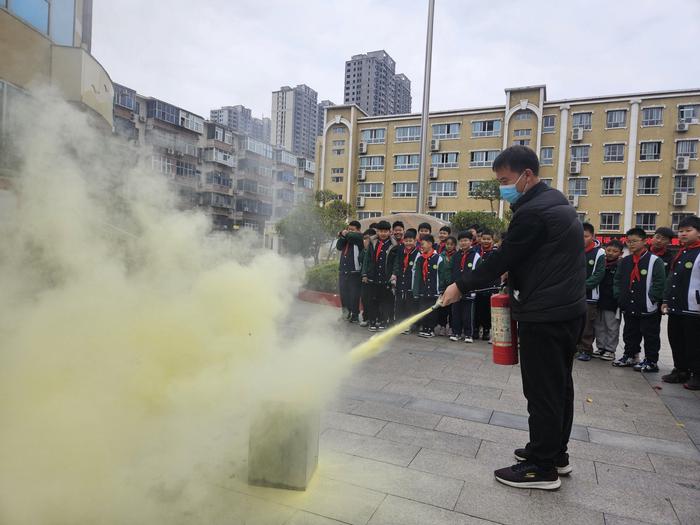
[673,191,688,206]
[428,194,437,208]
[569,160,581,174]
[567,194,579,208]
[166,148,175,155]
[138,116,146,123]
[358,169,367,181]
[429,167,438,179]
[571,127,583,141]
[175,151,183,157]
[358,142,367,154]
[356,196,366,208]
[430,139,440,152]
[675,156,690,171]
[676,122,689,132]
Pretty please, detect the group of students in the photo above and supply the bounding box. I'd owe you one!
[336,220,499,341]
[576,215,700,390]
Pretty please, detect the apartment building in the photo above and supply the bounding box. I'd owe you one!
[210,105,271,143]
[271,84,319,160]
[343,51,412,116]
[317,85,700,233]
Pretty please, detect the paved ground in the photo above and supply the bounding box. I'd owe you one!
[229,303,700,525]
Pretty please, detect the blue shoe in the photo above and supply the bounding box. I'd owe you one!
[634,360,659,373]
[612,355,637,367]
[577,352,592,362]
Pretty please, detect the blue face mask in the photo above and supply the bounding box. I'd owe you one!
[500,172,526,204]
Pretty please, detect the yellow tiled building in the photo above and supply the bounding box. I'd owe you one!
[316,85,700,234]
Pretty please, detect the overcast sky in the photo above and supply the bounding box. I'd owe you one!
[93,0,700,119]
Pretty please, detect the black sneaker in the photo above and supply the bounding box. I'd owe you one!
[662,369,690,384]
[368,324,378,332]
[514,448,572,476]
[684,373,700,391]
[634,360,659,373]
[482,330,490,341]
[377,324,387,331]
[494,462,561,490]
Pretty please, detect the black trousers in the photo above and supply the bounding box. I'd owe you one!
[395,290,418,322]
[436,305,451,328]
[451,299,474,337]
[668,314,700,373]
[418,296,439,330]
[622,311,661,363]
[338,272,361,316]
[519,316,585,470]
[474,293,492,333]
[365,282,394,325]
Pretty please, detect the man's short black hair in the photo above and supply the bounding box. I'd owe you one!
[606,239,624,250]
[406,228,418,236]
[626,227,647,239]
[654,227,675,240]
[369,222,379,229]
[446,235,458,245]
[418,222,432,232]
[678,215,700,231]
[376,220,391,230]
[420,234,435,244]
[364,228,376,236]
[348,220,361,229]
[439,225,451,234]
[457,230,474,240]
[403,230,417,239]
[468,224,480,231]
[480,228,494,237]
[492,145,540,176]
[392,220,405,229]
[582,222,595,235]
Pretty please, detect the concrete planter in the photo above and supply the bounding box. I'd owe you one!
[298,289,341,307]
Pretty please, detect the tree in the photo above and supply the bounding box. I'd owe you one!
[470,179,501,214]
[451,210,509,237]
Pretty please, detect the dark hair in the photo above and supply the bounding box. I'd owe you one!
[369,222,379,229]
[492,145,540,176]
[439,225,451,234]
[392,220,405,229]
[582,222,595,235]
[403,230,417,239]
[348,220,361,229]
[420,234,435,244]
[376,220,391,230]
[654,227,675,240]
[626,227,647,239]
[480,228,494,238]
[418,222,432,232]
[678,215,700,231]
[445,235,457,245]
[606,239,624,250]
[406,228,417,236]
[364,228,376,236]
[468,224,480,231]
[457,230,474,240]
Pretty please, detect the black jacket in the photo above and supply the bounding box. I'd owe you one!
[456,182,587,322]
[664,244,700,317]
[614,251,666,316]
[597,260,620,312]
[336,231,363,273]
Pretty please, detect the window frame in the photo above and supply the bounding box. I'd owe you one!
[599,212,621,232]
[357,182,384,198]
[605,109,627,129]
[392,181,419,198]
[429,180,458,197]
[603,143,625,163]
[637,175,660,196]
[601,176,623,196]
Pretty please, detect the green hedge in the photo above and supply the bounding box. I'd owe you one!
[304,261,339,293]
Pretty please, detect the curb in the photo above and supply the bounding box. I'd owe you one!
[298,289,342,308]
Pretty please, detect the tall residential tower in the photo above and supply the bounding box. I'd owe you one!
[271,84,318,160]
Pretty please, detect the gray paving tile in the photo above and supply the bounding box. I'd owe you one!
[588,427,700,460]
[321,428,421,466]
[368,495,497,525]
[489,411,589,442]
[350,401,442,430]
[382,381,461,403]
[321,451,464,510]
[427,379,503,400]
[653,395,700,419]
[602,515,658,525]
[286,511,349,525]
[648,452,700,481]
[565,440,655,471]
[680,418,700,445]
[572,413,638,433]
[669,497,700,525]
[377,422,482,458]
[437,416,531,447]
[404,398,493,423]
[210,488,295,525]
[409,448,502,486]
[595,461,700,499]
[633,418,695,443]
[321,411,387,436]
[340,387,412,407]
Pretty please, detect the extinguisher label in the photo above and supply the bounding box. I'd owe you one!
[491,306,512,345]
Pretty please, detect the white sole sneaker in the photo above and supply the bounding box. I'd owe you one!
[494,476,561,490]
[513,453,572,476]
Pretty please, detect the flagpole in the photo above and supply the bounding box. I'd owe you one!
[416,0,435,214]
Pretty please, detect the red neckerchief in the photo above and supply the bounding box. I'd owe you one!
[444,249,456,262]
[403,246,416,271]
[438,241,446,254]
[585,241,597,253]
[459,249,469,271]
[629,249,647,288]
[342,239,350,256]
[605,258,619,270]
[374,239,386,262]
[421,249,435,282]
[671,241,700,270]
[649,244,667,257]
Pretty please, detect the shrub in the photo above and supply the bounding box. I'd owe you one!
[304,261,339,293]
[451,211,509,237]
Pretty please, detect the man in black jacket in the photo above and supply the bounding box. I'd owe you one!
[441,146,586,491]
[336,220,364,322]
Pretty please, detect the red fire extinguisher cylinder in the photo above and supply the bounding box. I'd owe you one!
[490,293,518,365]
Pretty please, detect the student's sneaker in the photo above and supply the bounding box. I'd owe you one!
[464,336,474,343]
[349,315,359,324]
[377,324,387,331]
[494,462,561,490]
[612,355,636,367]
[576,352,592,362]
[633,360,659,373]
[449,335,461,342]
[514,448,572,476]
[591,348,605,359]
[662,369,691,384]
[401,329,411,335]
[368,324,378,332]
[684,374,700,391]
[600,351,615,361]
[418,329,435,338]
[482,330,490,341]
[359,320,368,327]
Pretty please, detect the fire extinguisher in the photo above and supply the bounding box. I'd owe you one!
[490,291,518,365]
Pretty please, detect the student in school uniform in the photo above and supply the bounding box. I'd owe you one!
[435,235,457,336]
[358,228,374,327]
[392,220,405,244]
[437,226,451,254]
[649,226,676,275]
[450,231,481,343]
[391,229,420,334]
[592,240,623,361]
[473,229,499,341]
[336,220,363,323]
[412,234,443,338]
[418,222,440,251]
[576,223,606,361]
[361,221,398,331]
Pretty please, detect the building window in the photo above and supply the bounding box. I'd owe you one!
[9,0,50,34]
[603,143,625,162]
[357,183,383,197]
[570,145,591,162]
[606,110,627,129]
[513,139,530,146]
[639,141,662,161]
[572,112,592,130]
[678,104,699,123]
[577,213,587,222]
[147,100,179,125]
[332,148,345,156]
[673,174,696,194]
[468,181,484,196]
[393,182,418,198]
[358,211,382,220]
[179,111,204,133]
[568,178,588,196]
[428,212,456,221]
[469,150,499,167]
[540,147,554,166]
[332,140,345,147]
[429,181,458,197]
[115,85,136,111]
[359,155,385,171]
[331,176,343,183]
[672,213,694,230]
[395,125,421,142]
[602,177,623,196]
[431,152,459,168]
[676,140,698,159]
[638,176,660,195]
[394,154,420,170]
[542,115,556,132]
[176,160,197,178]
[641,107,663,126]
[151,155,174,175]
[513,110,533,121]
[361,128,386,144]
[331,167,344,174]
[635,213,657,232]
[471,120,501,137]
[541,178,553,187]
[432,123,461,139]
[600,213,621,231]
[332,126,346,134]
[513,129,531,137]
